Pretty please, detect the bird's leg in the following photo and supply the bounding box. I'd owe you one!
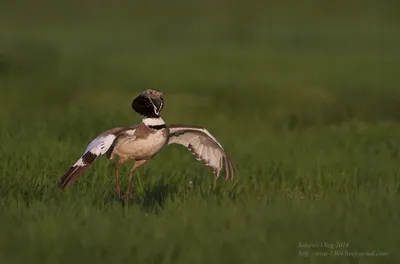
[126,159,148,200]
[115,158,125,199]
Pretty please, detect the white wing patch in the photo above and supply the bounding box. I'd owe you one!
[83,134,117,156]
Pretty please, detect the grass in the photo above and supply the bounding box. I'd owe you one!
[0,1,400,263]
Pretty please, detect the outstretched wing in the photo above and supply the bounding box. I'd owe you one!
[57,127,133,189]
[167,125,237,180]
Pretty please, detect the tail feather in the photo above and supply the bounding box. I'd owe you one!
[58,151,98,189]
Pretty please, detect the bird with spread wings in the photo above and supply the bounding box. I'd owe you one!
[58,89,237,199]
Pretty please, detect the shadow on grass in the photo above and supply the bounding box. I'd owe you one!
[104,182,179,214]
[138,182,179,214]
[100,171,243,213]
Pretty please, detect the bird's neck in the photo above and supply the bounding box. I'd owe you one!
[142,117,166,130]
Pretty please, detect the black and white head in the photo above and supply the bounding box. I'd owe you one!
[132,89,164,118]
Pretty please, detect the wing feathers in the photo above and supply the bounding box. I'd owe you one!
[223,156,230,180]
[58,128,133,189]
[167,125,237,179]
[58,151,98,189]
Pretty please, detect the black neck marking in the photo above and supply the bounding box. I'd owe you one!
[148,124,166,130]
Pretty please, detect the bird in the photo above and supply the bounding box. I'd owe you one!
[58,89,237,199]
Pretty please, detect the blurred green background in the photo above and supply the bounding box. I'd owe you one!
[0,1,400,263]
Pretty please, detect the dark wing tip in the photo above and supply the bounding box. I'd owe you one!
[58,165,85,189]
[58,167,74,189]
[58,152,98,190]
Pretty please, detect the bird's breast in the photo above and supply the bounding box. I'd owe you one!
[113,129,168,160]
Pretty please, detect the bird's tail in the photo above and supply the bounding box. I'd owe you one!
[57,152,98,189]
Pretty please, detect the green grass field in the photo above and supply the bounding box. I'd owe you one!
[1,1,400,263]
